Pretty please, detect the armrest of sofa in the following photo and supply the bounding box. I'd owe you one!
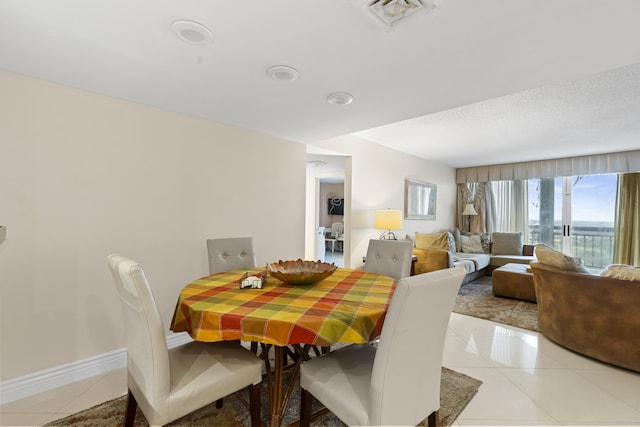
[412,248,453,275]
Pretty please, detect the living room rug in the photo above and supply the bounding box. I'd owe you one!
[453,275,539,331]
[45,367,481,427]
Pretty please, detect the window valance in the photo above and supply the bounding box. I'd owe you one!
[456,150,640,183]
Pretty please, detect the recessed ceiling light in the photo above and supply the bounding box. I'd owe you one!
[171,20,214,45]
[267,65,299,82]
[327,92,354,105]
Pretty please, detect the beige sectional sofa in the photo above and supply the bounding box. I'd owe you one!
[409,230,535,283]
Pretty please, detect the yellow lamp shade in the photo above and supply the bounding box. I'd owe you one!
[375,209,403,230]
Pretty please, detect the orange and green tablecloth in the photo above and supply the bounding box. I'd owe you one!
[170,268,397,347]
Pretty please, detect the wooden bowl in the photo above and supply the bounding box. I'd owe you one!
[267,259,337,286]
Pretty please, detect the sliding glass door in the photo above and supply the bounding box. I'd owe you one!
[569,174,616,269]
[528,174,616,270]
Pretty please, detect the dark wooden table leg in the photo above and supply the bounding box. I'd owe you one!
[270,346,285,427]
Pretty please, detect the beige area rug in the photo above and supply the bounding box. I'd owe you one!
[453,275,539,331]
[45,367,481,427]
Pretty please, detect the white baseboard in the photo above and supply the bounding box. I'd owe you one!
[0,333,192,405]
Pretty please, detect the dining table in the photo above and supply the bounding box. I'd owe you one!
[170,267,397,426]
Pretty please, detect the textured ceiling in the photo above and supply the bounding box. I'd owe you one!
[2,0,640,168]
[356,63,640,167]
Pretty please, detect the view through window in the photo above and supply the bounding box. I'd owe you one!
[527,174,616,271]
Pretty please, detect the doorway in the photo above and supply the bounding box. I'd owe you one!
[321,180,345,267]
[305,151,349,267]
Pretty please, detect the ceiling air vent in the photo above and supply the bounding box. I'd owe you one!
[365,0,438,28]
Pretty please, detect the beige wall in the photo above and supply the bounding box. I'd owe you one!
[312,135,457,269]
[0,71,306,380]
[0,71,459,384]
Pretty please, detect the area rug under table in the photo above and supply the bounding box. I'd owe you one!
[453,275,539,331]
[45,367,481,427]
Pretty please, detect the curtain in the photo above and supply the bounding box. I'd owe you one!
[456,149,640,183]
[474,182,496,233]
[457,183,472,231]
[457,182,496,234]
[613,173,640,266]
[491,180,529,241]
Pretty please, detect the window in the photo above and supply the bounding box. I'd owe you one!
[527,174,616,270]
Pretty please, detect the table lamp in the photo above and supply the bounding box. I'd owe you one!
[462,203,478,232]
[375,209,403,240]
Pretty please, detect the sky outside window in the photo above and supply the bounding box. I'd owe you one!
[528,174,616,226]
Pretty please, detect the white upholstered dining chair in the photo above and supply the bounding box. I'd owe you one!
[107,254,262,427]
[325,222,344,253]
[364,239,413,280]
[299,267,466,427]
[207,237,257,274]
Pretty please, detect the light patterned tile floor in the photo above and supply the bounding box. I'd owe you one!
[2,313,639,426]
[324,249,344,267]
[446,314,640,426]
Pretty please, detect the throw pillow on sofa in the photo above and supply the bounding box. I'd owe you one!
[445,231,456,253]
[461,231,491,253]
[415,232,450,251]
[492,232,523,255]
[460,234,484,253]
[453,228,462,252]
[535,243,589,273]
[600,264,640,281]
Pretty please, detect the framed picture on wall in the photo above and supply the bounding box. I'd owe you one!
[404,178,436,220]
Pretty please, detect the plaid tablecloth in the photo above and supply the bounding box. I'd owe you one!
[170,268,397,347]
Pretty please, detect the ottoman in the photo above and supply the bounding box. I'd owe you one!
[492,263,536,303]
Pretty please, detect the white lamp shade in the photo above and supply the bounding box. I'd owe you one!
[375,209,403,230]
[462,203,478,216]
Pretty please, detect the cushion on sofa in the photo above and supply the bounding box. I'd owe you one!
[535,243,588,273]
[415,232,450,250]
[412,248,453,274]
[460,234,484,253]
[454,252,491,271]
[600,264,640,281]
[461,231,491,253]
[453,258,476,274]
[453,228,462,253]
[445,231,456,253]
[491,232,523,255]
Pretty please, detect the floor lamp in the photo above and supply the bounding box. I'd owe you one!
[462,203,478,232]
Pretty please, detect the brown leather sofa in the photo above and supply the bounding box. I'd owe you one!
[531,262,640,373]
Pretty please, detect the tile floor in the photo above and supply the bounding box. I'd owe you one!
[2,313,639,426]
[324,249,344,267]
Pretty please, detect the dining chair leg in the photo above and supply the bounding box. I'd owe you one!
[299,387,312,427]
[284,345,298,365]
[427,409,438,427]
[249,383,261,427]
[124,389,137,427]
